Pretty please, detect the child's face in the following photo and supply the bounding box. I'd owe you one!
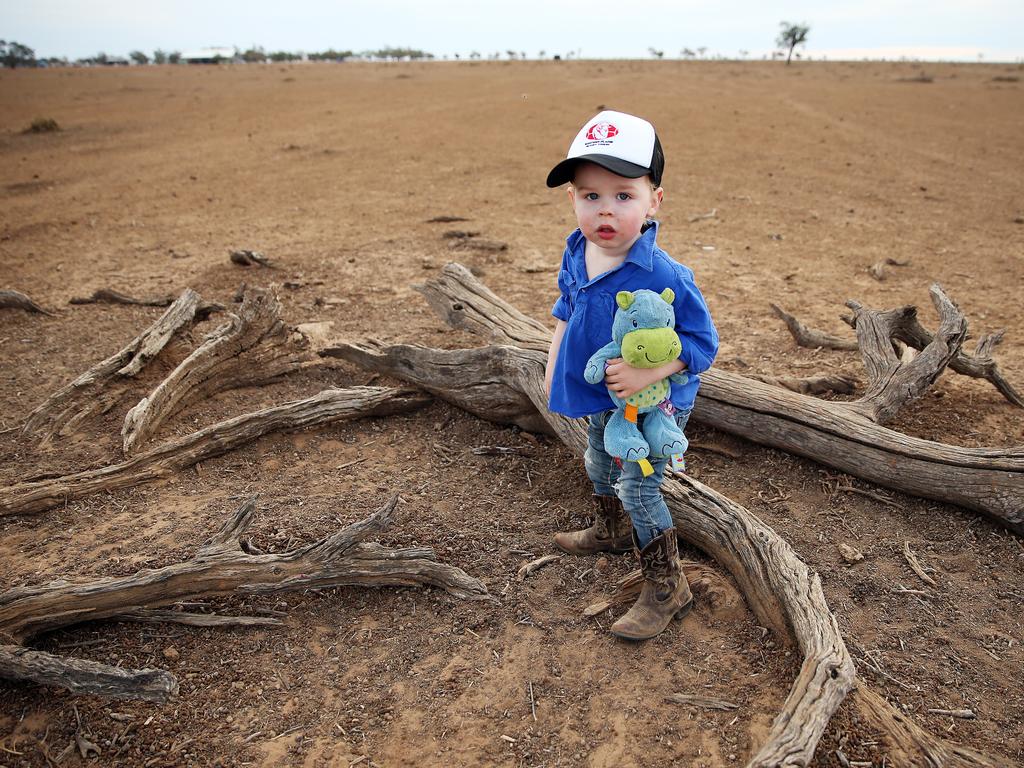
[568,162,663,258]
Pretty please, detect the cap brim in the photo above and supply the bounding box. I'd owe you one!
[545,154,651,188]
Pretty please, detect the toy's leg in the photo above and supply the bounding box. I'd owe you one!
[642,408,688,458]
[604,409,650,465]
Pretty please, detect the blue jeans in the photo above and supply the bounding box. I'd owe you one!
[584,408,692,549]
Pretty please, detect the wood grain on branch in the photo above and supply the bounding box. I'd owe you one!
[0,644,178,703]
[846,286,967,424]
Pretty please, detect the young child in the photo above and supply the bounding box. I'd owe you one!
[544,110,718,640]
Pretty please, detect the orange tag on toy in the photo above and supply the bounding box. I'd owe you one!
[624,404,638,423]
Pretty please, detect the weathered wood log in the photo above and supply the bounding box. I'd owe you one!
[0,289,54,315]
[381,262,1011,766]
[417,264,1024,535]
[121,287,317,454]
[0,496,488,702]
[229,249,275,268]
[0,645,178,703]
[22,288,214,446]
[69,289,174,307]
[1,386,430,517]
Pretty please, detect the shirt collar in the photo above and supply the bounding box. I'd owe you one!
[566,220,659,274]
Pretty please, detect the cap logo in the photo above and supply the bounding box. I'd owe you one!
[586,122,618,141]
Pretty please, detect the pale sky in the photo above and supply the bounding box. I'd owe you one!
[3,0,1023,62]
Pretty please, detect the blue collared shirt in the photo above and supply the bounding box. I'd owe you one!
[549,221,718,418]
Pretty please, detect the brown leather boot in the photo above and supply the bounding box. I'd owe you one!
[610,528,693,640]
[553,495,633,555]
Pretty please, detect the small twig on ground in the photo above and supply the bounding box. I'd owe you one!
[688,441,743,460]
[528,681,537,721]
[926,708,975,719]
[688,208,718,223]
[472,445,532,457]
[230,250,276,268]
[868,257,911,281]
[665,693,739,710]
[517,554,561,581]
[903,542,938,587]
[836,482,900,509]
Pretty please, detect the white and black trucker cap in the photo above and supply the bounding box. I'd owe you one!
[546,110,664,188]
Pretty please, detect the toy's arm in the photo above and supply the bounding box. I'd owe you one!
[584,342,621,384]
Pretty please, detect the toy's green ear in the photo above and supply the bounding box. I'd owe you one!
[660,288,675,305]
[616,291,635,310]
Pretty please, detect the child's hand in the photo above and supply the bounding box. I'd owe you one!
[604,358,662,399]
[605,358,688,399]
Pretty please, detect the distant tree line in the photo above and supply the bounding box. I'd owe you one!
[0,27,818,68]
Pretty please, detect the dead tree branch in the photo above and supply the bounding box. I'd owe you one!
[854,688,1009,768]
[411,264,1024,535]
[0,289,54,315]
[845,286,967,424]
[121,287,318,454]
[771,303,859,351]
[368,261,1012,766]
[21,289,215,446]
[0,645,178,703]
[0,496,488,702]
[776,293,1024,408]
[338,264,859,766]
[1,387,430,517]
[69,289,174,307]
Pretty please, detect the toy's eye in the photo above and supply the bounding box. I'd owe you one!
[637,344,645,351]
[631,319,638,328]
[666,319,671,326]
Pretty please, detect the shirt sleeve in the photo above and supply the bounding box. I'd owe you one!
[551,260,572,321]
[671,271,718,375]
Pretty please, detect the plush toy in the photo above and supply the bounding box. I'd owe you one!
[584,288,689,477]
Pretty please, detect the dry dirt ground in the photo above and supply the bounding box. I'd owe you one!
[1,59,1023,767]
